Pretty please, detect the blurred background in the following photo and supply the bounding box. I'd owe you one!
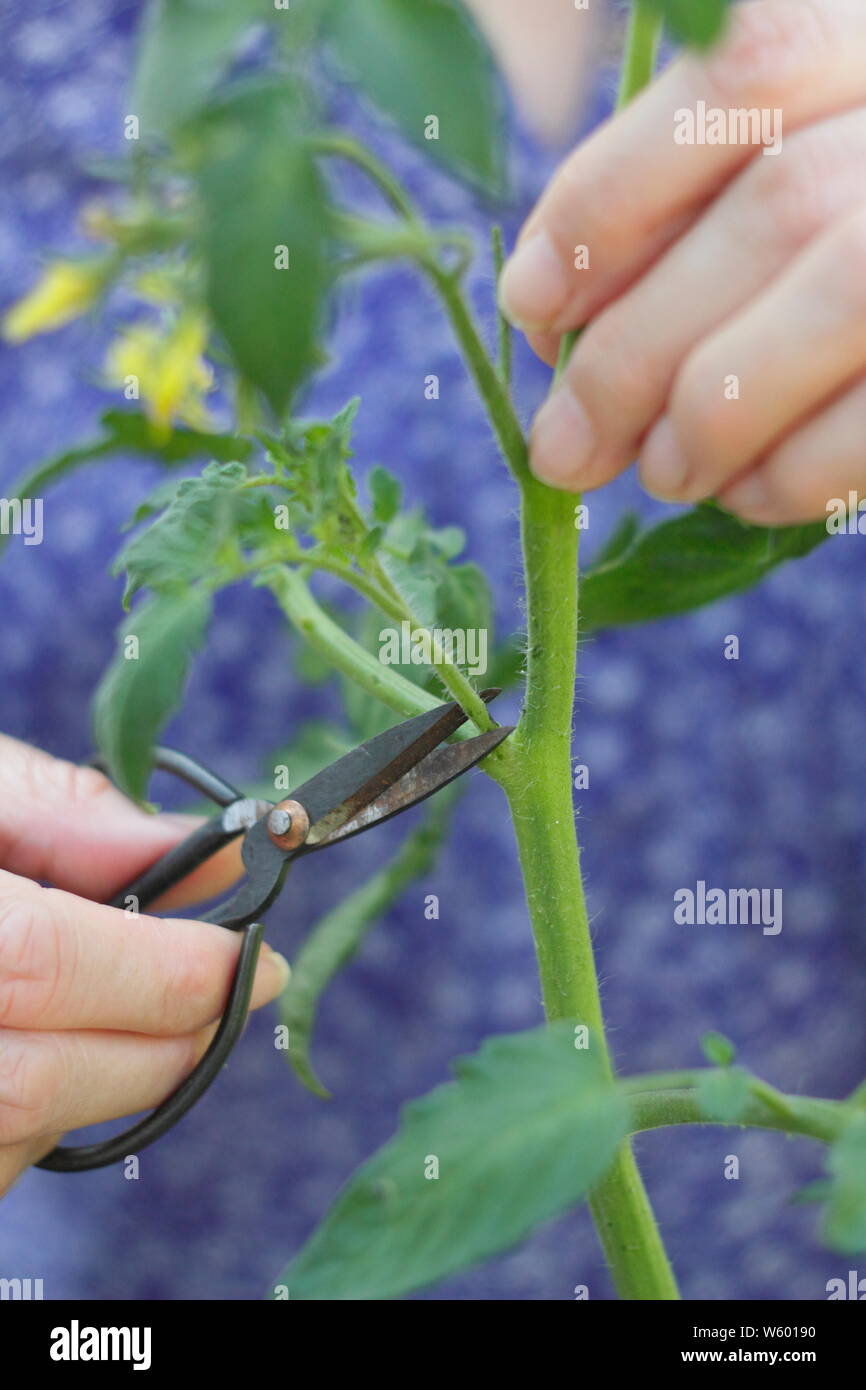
[1,0,865,1301]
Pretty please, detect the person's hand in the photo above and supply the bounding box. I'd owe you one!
[0,735,289,1196]
[499,0,866,525]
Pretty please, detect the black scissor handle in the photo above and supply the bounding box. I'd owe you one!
[36,749,267,1174]
[36,921,264,1172]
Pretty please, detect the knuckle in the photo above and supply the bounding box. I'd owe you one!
[14,743,116,809]
[0,1033,58,1145]
[749,143,824,252]
[160,930,225,1032]
[57,762,116,808]
[670,349,733,454]
[574,310,657,426]
[0,893,66,1028]
[703,0,835,109]
[745,123,861,252]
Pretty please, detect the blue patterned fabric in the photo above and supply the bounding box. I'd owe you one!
[1,2,865,1302]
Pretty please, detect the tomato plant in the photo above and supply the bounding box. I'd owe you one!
[4,0,863,1302]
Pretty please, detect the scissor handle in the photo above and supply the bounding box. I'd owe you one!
[36,749,267,1174]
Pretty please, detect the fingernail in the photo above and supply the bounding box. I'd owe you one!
[256,947,291,996]
[159,813,203,832]
[530,385,596,487]
[499,229,570,331]
[640,417,690,499]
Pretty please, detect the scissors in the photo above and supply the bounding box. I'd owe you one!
[37,691,512,1173]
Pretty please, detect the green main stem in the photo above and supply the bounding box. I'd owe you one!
[309,0,676,1297]
[494,471,678,1300]
[431,1,675,1298]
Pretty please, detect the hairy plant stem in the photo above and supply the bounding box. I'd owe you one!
[617,2,664,108]
[421,259,678,1295]
[268,566,509,764]
[309,0,675,1297]
[625,1075,850,1145]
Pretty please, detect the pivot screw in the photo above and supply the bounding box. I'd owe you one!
[267,799,310,850]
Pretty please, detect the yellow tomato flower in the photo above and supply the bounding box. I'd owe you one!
[105,313,215,439]
[2,260,105,342]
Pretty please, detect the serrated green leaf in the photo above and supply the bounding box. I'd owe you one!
[323,0,505,195]
[269,400,362,544]
[368,465,401,524]
[646,0,730,48]
[701,1031,736,1068]
[695,1066,751,1123]
[381,551,439,629]
[435,561,491,635]
[280,785,457,1098]
[580,505,827,631]
[275,1022,627,1300]
[822,1116,866,1254]
[114,461,272,606]
[133,0,268,139]
[0,411,252,562]
[192,81,331,416]
[93,588,212,801]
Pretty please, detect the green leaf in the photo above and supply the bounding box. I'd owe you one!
[822,1116,866,1254]
[280,785,458,1098]
[0,411,252,562]
[275,1022,628,1300]
[695,1066,751,1123]
[701,1031,736,1068]
[323,0,505,194]
[271,399,362,539]
[100,409,254,465]
[114,461,275,607]
[645,0,730,48]
[133,0,268,138]
[192,81,331,416]
[368,465,401,524]
[93,588,212,801]
[580,505,827,632]
[593,512,641,569]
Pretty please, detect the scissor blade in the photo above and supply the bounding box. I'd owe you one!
[296,690,501,846]
[305,725,514,850]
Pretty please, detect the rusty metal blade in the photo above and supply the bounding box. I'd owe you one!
[298,690,502,846]
[303,725,514,850]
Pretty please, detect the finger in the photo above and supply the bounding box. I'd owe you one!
[530,107,866,488]
[719,376,866,524]
[638,204,866,502]
[0,1023,221,1149]
[0,734,244,905]
[525,328,562,368]
[499,0,866,335]
[0,1133,61,1198]
[0,871,290,1034]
